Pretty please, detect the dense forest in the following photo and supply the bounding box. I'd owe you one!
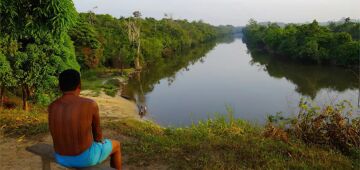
[69,12,234,69]
[242,19,360,65]
[0,1,233,110]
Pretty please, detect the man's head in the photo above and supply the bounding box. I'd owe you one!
[59,69,81,93]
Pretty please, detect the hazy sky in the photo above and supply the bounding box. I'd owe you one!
[73,0,360,26]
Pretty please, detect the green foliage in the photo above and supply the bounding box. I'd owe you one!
[81,69,132,97]
[0,52,15,88]
[0,0,80,107]
[140,38,163,63]
[334,41,360,65]
[329,19,360,40]
[102,78,122,97]
[68,17,102,69]
[0,0,77,39]
[243,19,360,66]
[70,13,233,69]
[54,34,81,71]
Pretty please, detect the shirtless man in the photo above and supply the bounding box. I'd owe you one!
[48,69,121,170]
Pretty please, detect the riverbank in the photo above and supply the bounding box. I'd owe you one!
[1,100,359,169]
[81,90,139,120]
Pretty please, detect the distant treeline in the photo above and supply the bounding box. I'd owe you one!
[242,19,360,66]
[69,13,234,69]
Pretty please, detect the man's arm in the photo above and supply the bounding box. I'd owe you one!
[91,102,103,142]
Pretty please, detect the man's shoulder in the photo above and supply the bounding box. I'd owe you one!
[48,98,60,110]
[79,96,98,107]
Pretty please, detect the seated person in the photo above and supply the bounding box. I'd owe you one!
[48,69,122,170]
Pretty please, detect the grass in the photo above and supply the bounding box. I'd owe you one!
[81,68,134,97]
[267,99,360,169]
[0,99,358,169]
[0,108,48,137]
[105,112,357,169]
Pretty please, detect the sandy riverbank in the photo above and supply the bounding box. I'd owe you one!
[80,90,139,120]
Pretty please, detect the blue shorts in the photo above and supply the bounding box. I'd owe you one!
[54,139,113,168]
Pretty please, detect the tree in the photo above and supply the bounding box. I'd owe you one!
[75,12,231,69]
[69,18,102,69]
[0,52,15,108]
[127,11,142,70]
[345,17,351,23]
[0,0,79,110]
[243,19,359,66]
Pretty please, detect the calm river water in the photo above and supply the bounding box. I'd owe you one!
[124,37,359,126]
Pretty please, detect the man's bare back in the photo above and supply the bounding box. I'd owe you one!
[48,69,121,169]
[48,92,102,155]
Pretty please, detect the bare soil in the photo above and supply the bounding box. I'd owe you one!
[0,131,167,170]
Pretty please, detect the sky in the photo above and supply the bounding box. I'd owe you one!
[73,0,360,26]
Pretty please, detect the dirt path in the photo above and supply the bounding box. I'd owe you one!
[0,133,64,170]
[0,130,166,170]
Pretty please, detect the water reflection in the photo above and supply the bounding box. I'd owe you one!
[248,50,358,99]
[122,36,235,105]
[123,37,358,126]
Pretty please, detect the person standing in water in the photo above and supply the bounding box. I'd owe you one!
[48,69,122,170]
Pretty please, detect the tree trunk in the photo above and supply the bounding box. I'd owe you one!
[26,85,31,99]
[118,54,124,75]
[22,85,28,111]
[0,85,4,109]
[135,40,141,70]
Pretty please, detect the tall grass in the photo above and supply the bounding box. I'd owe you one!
[106,105,355,169]
[267,99,360,168]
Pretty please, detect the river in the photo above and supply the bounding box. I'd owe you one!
[123,37,359,126]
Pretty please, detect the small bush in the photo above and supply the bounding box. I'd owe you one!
[103,78,122,97]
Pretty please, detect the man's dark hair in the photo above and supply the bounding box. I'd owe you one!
[59,69,81,92]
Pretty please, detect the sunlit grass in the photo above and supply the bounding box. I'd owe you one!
[0,108,48,137]
[105,111,356,169]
